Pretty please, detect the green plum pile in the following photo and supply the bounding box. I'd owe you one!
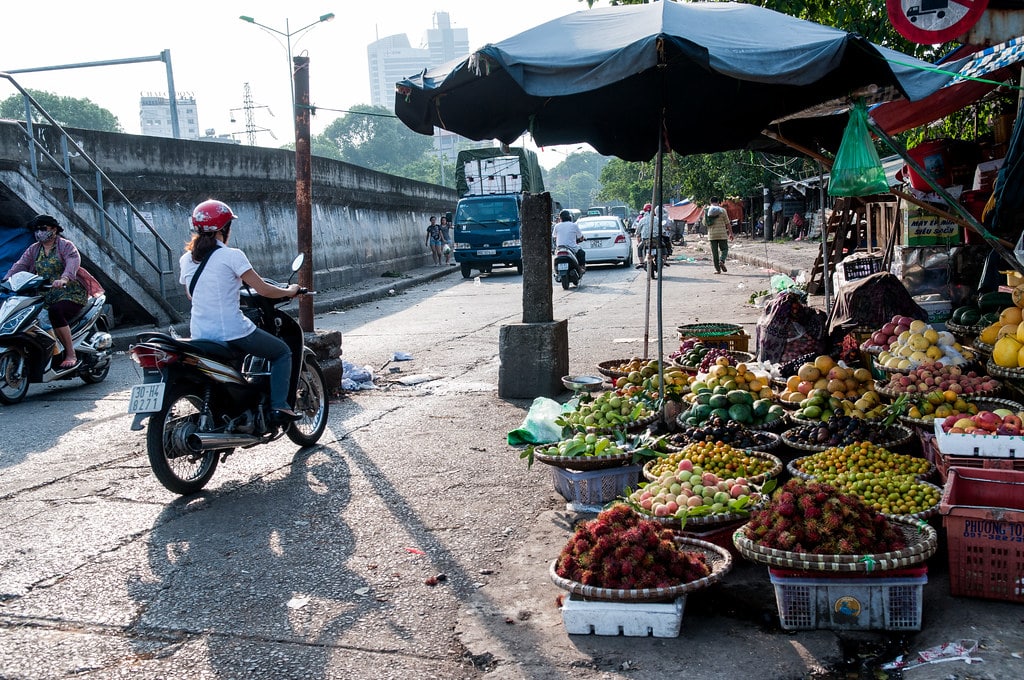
[743,478,908,555]
[646,441,777,480]
[791,442,931,479]
[554,504,711,589]
[531,432,628,459]
[558,391,655,431]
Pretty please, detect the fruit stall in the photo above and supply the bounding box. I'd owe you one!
[510,297,1024,638]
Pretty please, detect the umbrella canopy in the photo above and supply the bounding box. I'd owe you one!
[395,1,960,161]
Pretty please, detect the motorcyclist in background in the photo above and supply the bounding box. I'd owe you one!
[551,209,586,276]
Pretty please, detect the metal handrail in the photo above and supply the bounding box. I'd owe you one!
[1,73,176,299]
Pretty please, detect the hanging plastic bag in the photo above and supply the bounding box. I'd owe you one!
[829,100,890,197]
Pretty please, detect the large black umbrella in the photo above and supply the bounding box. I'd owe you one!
[395,1,959,161]
[395,0,962,384]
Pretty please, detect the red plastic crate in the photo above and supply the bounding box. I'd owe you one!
[922,431,1024,483]
[939,467,1024,602]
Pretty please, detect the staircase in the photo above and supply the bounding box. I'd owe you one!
[806,197,868,295]
[0,74,180,326]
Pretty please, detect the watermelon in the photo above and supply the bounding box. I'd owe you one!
[728,403,753,424]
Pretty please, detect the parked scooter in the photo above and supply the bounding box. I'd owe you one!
[0,271,112,404]
[553,244,585,290]
[127,254,329,495]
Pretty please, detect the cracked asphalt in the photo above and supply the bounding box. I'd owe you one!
[2,253,1023,679]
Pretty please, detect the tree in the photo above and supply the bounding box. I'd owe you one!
[545,151,607,208]
[0,89,122,132]
[317,104,434,175]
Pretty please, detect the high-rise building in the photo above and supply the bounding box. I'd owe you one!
[367,11,468,111]
[139,93,200,139]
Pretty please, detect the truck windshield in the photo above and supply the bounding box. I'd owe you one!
[456,198,518,225]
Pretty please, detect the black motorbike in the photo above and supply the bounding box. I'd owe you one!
[127,255,329,495]
[0,271,112,404]
[553,243,585,290]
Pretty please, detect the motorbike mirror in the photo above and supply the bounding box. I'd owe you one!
[291,253,304,272]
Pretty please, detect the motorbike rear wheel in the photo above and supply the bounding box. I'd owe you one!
[80,360,110,384]
[561,275,571,290]
[147,387,220,495]
[0,347,30,404]
[286,357,329,447]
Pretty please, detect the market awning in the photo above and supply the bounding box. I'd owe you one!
[870,37,1024,136]
[666,202,704,222]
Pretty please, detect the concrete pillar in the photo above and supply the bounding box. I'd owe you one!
[304,329,343,393]
[498,192,568,398]
[498,320,569,398]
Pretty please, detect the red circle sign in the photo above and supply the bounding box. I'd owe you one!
[887,0,988,44]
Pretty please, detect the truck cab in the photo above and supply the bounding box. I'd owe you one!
[453,193,523,278]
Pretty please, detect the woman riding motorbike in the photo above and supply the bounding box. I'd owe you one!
[178,199,301,426]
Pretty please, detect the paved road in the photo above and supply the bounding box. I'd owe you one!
[1,256,1022,679]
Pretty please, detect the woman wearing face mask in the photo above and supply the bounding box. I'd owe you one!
[3,214,90,369]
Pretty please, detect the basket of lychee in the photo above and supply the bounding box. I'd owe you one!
[732,478,938,572]
[550,504,733,602]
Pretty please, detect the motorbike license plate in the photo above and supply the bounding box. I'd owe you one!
[128,382,165,413]
[476,249,496,256]
[556,262,569,271]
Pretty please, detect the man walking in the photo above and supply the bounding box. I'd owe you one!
[706,197,734,274]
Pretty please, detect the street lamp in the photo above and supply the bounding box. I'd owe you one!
[240,12,334,334]
[239,13,335,111]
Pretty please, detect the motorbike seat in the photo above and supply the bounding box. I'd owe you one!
[133,331,237,362]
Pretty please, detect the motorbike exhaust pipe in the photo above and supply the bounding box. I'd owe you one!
[186,432,262,451]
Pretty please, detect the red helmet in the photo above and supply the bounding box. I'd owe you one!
[643,203,652,211]
[191,200,237,233]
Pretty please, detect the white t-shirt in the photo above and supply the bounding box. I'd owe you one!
[552,220,583,250]
[178,244,256,341]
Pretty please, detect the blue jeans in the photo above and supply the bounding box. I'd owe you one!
[228,328,292,411]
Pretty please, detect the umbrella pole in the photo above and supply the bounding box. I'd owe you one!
[655,129,665,410]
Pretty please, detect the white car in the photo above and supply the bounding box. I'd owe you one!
[576,216,633,267]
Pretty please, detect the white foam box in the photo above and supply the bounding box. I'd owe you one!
[560,594,686,637]
[934,419,1024,458]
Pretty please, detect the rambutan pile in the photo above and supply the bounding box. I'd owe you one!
[555,504,710,589]
[744,478,907,555]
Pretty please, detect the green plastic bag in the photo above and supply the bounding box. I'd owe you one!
[829,101,889,197]
[506,396,569,445]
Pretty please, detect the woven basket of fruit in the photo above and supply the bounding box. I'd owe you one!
[733,517,937,572]
[596,358,636,379]
[985,358,1024,381]
[549,505,733,602]
[643,447,783,486]
[672,349,754,374]
[745,413,790,432]
[944,320,977,342]
[664,416,780,452]
[523,432,643,471]
[899,396,1023,428]
[732,479,939,572]
[533,450,634,471]
[676,322,744,338]
[780,421,914,453]
[624,467,767,528]
[786,447,935,483]
[586,409,661,436]
[973,340,994,357]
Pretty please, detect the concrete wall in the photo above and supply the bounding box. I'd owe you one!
[0,121,458,318]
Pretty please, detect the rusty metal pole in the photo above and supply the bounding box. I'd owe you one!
[293,55,314,332]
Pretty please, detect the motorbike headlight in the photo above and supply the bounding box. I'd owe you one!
[0,306,31,335]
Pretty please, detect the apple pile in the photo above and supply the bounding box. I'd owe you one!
[941,409,1024,436]
[862,314,919,351]
[881,361,1000,396]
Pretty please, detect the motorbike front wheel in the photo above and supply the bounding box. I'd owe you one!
[286,357,329,447]
[0,347,30,404]
[146,387,220,495]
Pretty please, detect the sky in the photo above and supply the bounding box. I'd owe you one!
[0,0,601,169]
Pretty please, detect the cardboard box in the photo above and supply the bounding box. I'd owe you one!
[901,206,960,246]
